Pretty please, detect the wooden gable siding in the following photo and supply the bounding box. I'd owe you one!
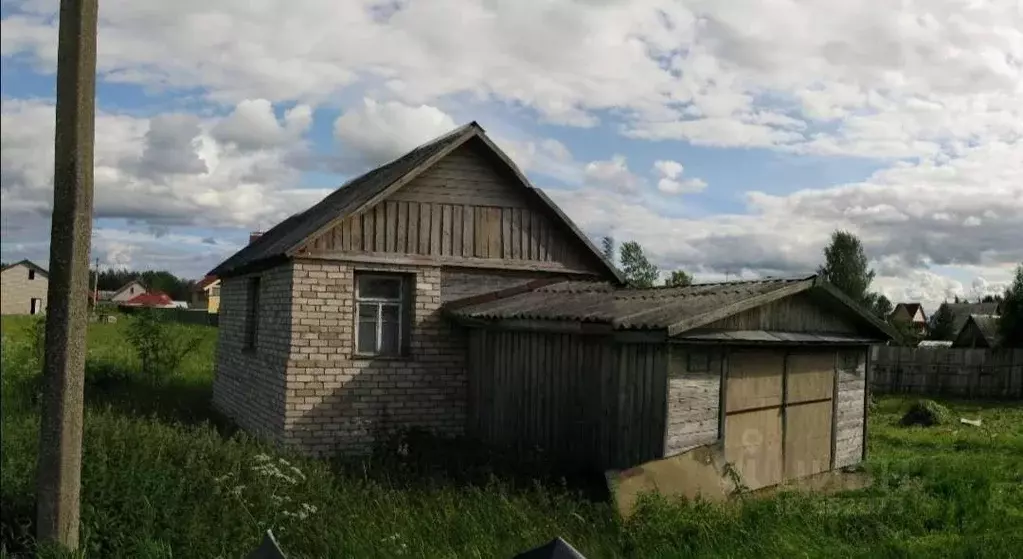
[701,292,859,334]
[301,143,599,273]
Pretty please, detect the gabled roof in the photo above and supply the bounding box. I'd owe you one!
[891,302,925,322]
[447,274,898,341]
[210,122,622,282]
[941,302,1002,334]
[122,291,174,307]
[1,259,49,278]
[196,275,219,290]
[111,279,147,299]
[957,314,1001,347]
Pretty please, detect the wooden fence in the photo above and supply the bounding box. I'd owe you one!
[870,346,1023,399]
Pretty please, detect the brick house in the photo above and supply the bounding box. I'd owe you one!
[211,122,895,487]
[1,260,49,315]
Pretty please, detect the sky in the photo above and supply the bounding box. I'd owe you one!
[1,0,1020,312]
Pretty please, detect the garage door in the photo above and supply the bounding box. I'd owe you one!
[723,350,834,491]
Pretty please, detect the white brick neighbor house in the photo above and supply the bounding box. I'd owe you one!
[1,260,49,315]
[211,122,895,487]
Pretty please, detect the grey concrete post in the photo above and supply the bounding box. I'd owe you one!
[35,0,99,550]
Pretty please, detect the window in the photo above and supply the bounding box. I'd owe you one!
[355,274,410,357]
[28,269,36,280]
[244,276,261,350]
[210,286,220,297]
[841,350,860,370]
[687,351,710,372]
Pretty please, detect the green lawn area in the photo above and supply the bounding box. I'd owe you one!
[2,315,1022,558]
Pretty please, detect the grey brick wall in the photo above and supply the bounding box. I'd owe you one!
[664,346,721,456]
[282,259,466,456]
[1,264,48,315]
[212,264,294,443]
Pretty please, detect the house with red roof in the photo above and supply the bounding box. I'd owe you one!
[121,291,177,309]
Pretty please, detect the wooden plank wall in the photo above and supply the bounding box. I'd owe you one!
[466,329,668,470]
[870,346,1023,398]
[703,293,858,334]
[303,143,597,271]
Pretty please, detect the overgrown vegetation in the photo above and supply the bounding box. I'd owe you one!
[899,399,953,427]
[999,263,1023,347]
[2,316,1022,558]
[123,310,205,383]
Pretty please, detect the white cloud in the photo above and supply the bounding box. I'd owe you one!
[1,98,329,232]
[3,0,1021,296]
[584,155,642,194]
[651,159,708,195]
[211,99,313,151]
[332,98,457,169]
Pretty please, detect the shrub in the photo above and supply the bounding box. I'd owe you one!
[123,310,202,384]
[900,399,953,427]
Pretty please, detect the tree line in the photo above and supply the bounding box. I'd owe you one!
[94,269,197,302]
[597,232,1023,348]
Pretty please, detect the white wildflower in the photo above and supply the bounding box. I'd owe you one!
[300,503,317,514]
[254,453,272,462]
[230,485,246,497]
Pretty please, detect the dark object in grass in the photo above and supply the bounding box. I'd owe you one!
[246,530,287,559]
[514,537,588,559]
[900,399,953,427]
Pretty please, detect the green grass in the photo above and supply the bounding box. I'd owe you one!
[2,315,1022,558]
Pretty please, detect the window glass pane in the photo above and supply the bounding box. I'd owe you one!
[357,320,378,354]
[380,318,400,354]
[358,276,402,300]
[381,304,400,322]
[358,303,378,320]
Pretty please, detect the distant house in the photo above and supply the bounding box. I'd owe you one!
[121,291,176,309]
[207,121,897,490]
[192,276,221,314]
[952,315,1001,348]
[1,260,49,315]
[935,302,1002,340]
[101,280,148,303]
[889,302,928,336]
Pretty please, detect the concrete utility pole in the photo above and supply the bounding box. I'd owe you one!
[35,0,99,550]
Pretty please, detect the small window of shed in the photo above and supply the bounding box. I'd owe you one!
[840,350,860,370]
[687,351,711,372]
[28,269,36,280]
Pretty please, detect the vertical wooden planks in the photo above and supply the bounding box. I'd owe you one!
[407,202,419,254]
[441,204,453,256]
[418,203,431,255]
[487,207,501,257]
[341,217,352,252]
[373,204,386,252]
[474,207,487,258]
[350,214,363,252]
[511,208,522,259]
[396,201,408,253]
[501,208,512,259]
[430,203,442,255]
[452,205,463,256]
[462,205,474,257]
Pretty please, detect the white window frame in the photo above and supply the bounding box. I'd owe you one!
[354,274,408,357]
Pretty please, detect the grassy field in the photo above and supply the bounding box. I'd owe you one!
[2,315,1022,558]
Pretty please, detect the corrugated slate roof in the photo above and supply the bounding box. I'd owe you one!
[448,276,815,331]
[677,330,880,344]
[970,314,1001,346]
[210,123,475,276]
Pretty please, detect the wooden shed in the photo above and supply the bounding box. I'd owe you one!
[447,275,897,491]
